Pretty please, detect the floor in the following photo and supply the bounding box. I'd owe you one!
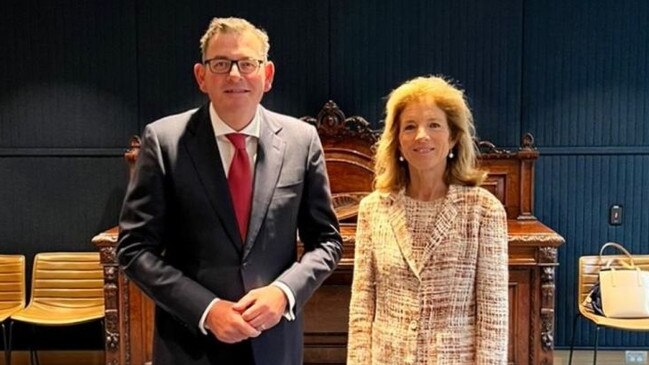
[0,351,103,365]
[0,350,639,365]
[553,350,640,365]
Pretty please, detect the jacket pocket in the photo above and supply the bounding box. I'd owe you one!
[435,330,474,365]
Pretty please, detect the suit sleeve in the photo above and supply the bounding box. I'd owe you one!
[475,194,509,364]
[346,198,375,365]
[276,126,343,311]
[117,125,216,334]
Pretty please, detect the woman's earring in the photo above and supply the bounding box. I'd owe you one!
[398,155,404,162]
[448,151,454,159]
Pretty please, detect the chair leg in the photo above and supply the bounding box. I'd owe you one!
[28,325,40,365]
[568,312,581,365]
[5,321,14,365]
[592,325,600,365]
[2,322,8,365]
[100,319,105,349]
[29,347,40,365]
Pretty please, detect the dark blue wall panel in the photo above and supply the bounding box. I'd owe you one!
[330,0,523,146]
[526,0,649,348]
[0,158,127,252]
[135,0,330,127]
[523,0,649,148]
[536,155,649,347]
[0,0,138,148]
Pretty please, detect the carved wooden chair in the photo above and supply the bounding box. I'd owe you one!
[301,100,378,222]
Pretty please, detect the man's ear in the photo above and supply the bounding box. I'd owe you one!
[193,63,207,93]
[263,61,275,92]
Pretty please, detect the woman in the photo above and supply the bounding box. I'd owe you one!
[347,76,508,365]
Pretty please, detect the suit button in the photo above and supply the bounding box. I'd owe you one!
[409,320,418,331]
[404,354,415,364]
[242,262,248,268]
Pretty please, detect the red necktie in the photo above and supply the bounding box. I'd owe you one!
[226,133,252,241]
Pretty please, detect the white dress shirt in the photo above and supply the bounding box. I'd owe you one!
[198,104,296,335]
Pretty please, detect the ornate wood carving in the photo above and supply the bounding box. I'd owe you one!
[477,139,511,155]
[94,135,143,365]
[93,231,121,365]
[125,136,141,181]
[122,274,131,365]
[539,247,558,264]
[521,132,536,151]
[541,273,556,351]
[104,264,119,352]
[540,259,558,352]
[301,100,378,146]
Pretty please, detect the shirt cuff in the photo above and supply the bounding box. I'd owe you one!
[198,298,220,335]
[272,281,296,321]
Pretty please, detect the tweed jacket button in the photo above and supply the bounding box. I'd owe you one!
[404,354,415,364]
[409,320,418,331]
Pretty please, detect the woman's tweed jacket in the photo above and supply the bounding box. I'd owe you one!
[347,185,508,365]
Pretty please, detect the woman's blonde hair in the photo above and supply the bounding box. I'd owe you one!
[374,75,486,192]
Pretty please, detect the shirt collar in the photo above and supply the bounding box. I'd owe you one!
[209,103,261,139]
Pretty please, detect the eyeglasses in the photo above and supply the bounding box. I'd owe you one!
[202,57,264,75]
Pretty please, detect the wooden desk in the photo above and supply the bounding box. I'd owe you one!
[94,101,564,365]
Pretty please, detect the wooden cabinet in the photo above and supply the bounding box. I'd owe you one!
[94,226,153,365]
[94,102,564,365]
[300,221,562,365]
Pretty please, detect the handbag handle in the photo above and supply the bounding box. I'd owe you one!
[599,242,636,269]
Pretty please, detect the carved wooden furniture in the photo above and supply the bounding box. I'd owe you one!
[93,101,564,365]
[93,136,153,365]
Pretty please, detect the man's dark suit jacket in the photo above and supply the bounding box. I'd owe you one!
[117,104,343,365]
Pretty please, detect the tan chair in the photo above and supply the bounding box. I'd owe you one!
[568,249,649,365]
[9,252,105,365]
[0,255,26,365]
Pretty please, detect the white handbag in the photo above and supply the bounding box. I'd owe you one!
[598,242,649,318]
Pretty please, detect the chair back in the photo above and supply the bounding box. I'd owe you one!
[29,252,104,311]
[578,254,649,306]
[301,101,377,222]
[0,255,26,316]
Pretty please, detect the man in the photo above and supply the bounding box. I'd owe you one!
[117,17,342,365]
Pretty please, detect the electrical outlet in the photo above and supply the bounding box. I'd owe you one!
[610,204,623,225]
[626,350,648,364]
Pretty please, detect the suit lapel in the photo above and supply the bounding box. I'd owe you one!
[418,186,462,303]
[242,109,285,260]
[387,193,421,281]
[418,185,459,268]
[183,105,242,252]
[388,186,461,278]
